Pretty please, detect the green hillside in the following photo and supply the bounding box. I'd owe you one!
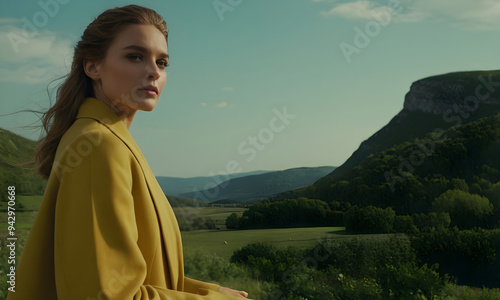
[279,112,500,217]
[323,70,500,183]
[0,128,45,198]
[273,70,500,217]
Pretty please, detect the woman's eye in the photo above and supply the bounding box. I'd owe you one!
[157,60,169,68]
[127,54,142,62]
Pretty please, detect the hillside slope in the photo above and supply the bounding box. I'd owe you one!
[273,70,500,214]
[321,70,500,184]
[0,128,45,196]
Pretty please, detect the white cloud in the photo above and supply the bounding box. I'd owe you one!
[411,0,500,30]
[319,0,427,23]
[201,102,208,106]
[320,1,376,19]
[0,24,74,84]
[215,102,228,108]
[0,65,65,85]
[0,18,21,24]
[318,0,500,30]
[222,87,234,91]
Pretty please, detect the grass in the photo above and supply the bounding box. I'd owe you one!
[0,211,38,231]
[0,194,42,211]
[181,227,395,260]
[173,206,247,221]
[6,195,41,210]
[0,195,41,231]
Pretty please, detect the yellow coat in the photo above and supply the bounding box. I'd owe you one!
[8,98,239,299]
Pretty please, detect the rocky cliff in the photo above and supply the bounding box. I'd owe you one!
[317,70,500,184]
[403,71,500,114]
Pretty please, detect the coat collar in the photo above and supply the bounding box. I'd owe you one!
[76,97,142,155]
[75,97,154,188]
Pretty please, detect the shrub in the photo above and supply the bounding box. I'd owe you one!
[184,250,274,299]
[225,213,240,229]
[344,205,395,233]
[433,189,493,229]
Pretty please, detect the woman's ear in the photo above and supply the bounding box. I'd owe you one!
[84,59,101,80]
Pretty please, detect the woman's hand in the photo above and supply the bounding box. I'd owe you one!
[217,286,251,299]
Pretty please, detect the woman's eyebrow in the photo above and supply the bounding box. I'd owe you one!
[122,45,169,59]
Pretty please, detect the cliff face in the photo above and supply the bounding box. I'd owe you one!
[404,80,465,114]
[403,71,500,114]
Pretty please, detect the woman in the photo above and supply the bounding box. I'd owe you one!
[7,5,250,300]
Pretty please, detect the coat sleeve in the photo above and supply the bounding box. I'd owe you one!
[53,126,240,300]
[184,277,220,294]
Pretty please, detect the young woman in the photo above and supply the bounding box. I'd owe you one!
[7,5,250,300]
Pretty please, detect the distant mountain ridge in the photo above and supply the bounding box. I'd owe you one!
[156,170,272,196]
[177,166,336,203]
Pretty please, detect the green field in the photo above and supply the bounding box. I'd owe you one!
[0,195,42,211]
[182,227,394,260]
[0,195,41,231]
[173,206,247,222]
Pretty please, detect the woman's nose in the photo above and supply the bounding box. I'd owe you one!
[146,63,161,80]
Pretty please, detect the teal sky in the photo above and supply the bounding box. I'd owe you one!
[1,0,500,177]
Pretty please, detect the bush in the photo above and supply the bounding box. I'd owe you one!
[411,227,497,265]
[184,250,274,299]
[225,213,240,229]
[230,242,302,282]
[378,263,443,299]
[442,284,500,299]
[433,190,493,229]
[412,212,451,231]
[230,235,449,299]
[239,198,341,229]
[393,215,418,234]
[344,205,395,233]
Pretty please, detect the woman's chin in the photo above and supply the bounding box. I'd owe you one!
[142,98,159,111]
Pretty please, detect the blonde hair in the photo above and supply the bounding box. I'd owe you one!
[35,5,168,179]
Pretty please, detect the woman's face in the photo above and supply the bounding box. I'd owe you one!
[88,24,168,116]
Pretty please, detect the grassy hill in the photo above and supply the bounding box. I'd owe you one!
[0,128,45,198]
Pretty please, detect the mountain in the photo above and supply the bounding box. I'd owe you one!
[178,166,336,203]
[156,170,272,196]
[272,70,500,214]
[320,70,500,184]
[0,128,46,197]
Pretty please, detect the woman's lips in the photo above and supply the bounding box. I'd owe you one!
[140,85,158,95]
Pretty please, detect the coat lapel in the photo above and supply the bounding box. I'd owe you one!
[76,97,184,290]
